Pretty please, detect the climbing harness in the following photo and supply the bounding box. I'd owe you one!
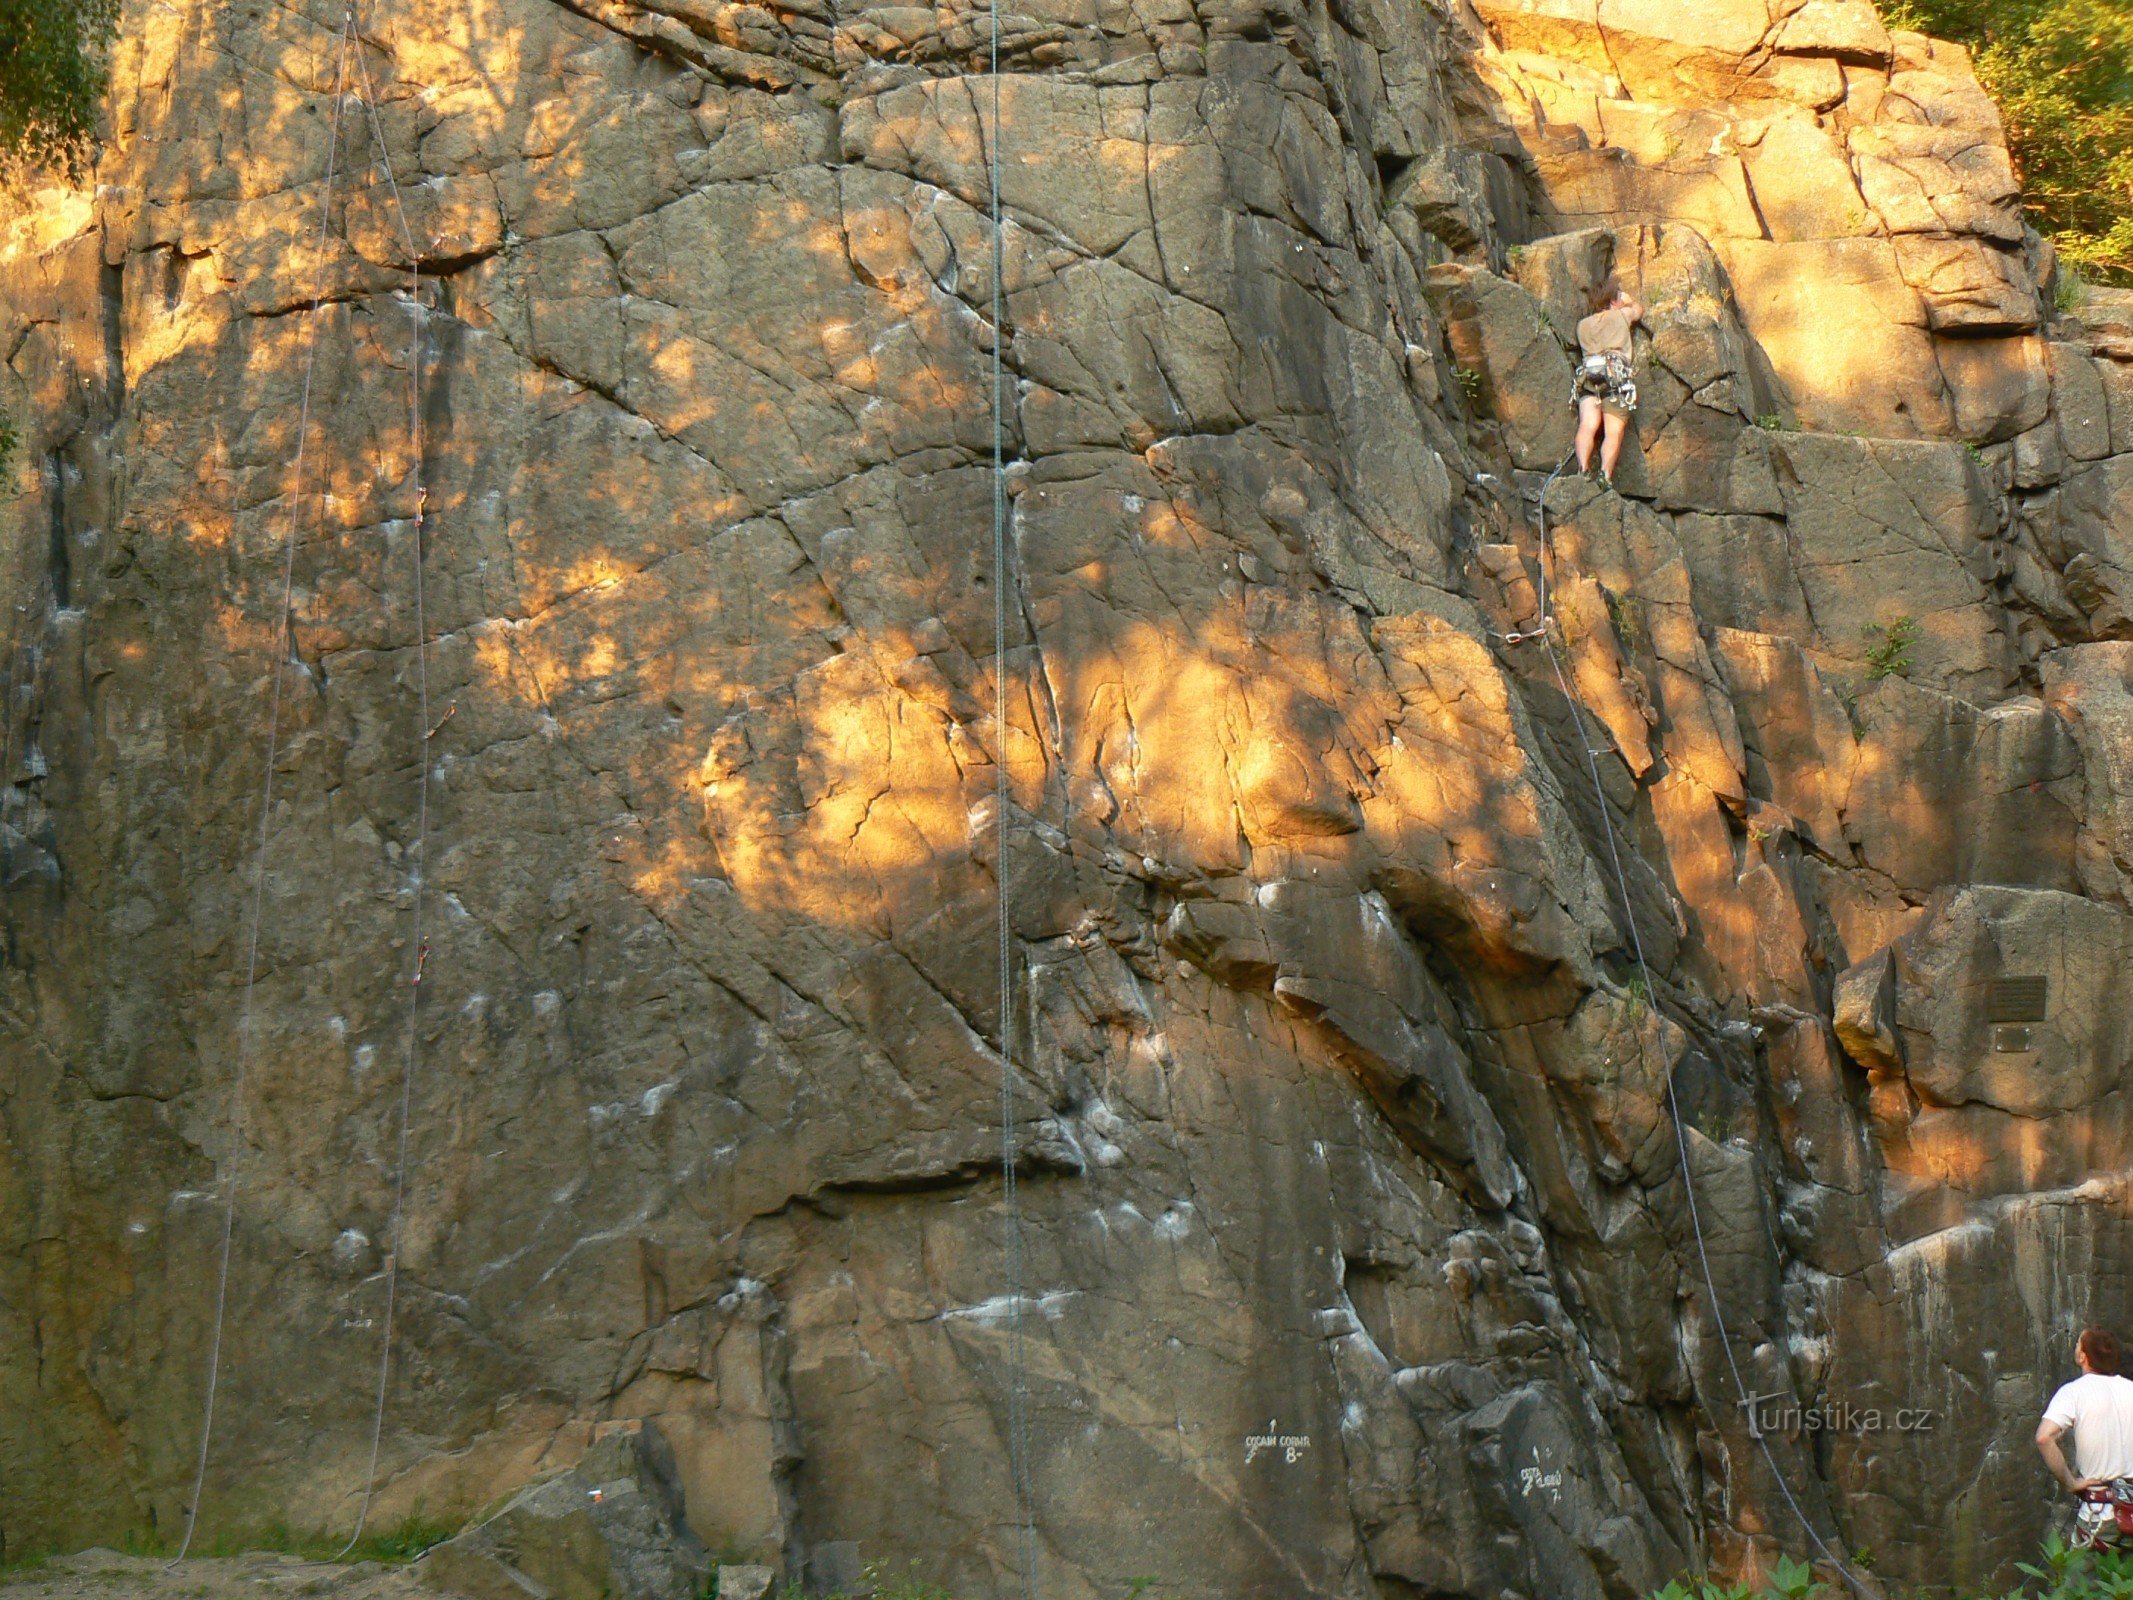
[171,12,357,1563]
[987,7,1042,1594]
[1572,350,1638,415]
[2075,1480,2133,1549]
[1529,463,1868,1596]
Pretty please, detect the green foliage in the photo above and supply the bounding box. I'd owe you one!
[1646,1579,1758,1600]
[0,408,15,480]
[1864,614,1922,679]
[106,1513,454,1567]
[2009,1531,2133,1600]
[1881,0,2133,282]
[1602,583,1649,654]
[1,0,114,179]
[0,1554,52,1587]
[2058,267,2091,309]
[0,0,120,178]
[339,1515,456,1564]
[764,1565,975,1600]
[1453,365,1484,404]
[1763,1555,1823,1600]
[1754,413,1796,431]
[1644,1536,2133,1600]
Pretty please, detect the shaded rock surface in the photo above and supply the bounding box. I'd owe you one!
[421,1422,708,1600]
[2,0,2131,1594]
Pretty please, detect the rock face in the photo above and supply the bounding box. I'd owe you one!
[3,0,2132,1595]
[422,1422,709,1600]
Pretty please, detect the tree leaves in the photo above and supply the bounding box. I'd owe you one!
[0,0,120,179]
[1885,0,2133,283]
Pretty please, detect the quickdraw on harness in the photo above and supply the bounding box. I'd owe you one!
[2075,1479,2133,1548]
[1573,350,1637,414]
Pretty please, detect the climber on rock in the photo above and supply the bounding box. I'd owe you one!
[2038,1325,2133,1547]
[1573,276,1643,487]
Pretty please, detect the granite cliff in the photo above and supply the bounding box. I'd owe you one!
[4,0,2132,1593]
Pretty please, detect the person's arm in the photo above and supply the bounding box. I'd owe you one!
[1624,296,1645,324]
[2038,1417,2101,1493]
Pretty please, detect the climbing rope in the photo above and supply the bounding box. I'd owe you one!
[985,14,1041,1597]
[171,14,357,1562]
[334,21,436,1559]
[1528,469,1868,1594]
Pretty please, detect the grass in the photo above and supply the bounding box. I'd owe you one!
[1602,583,1650,655]
[756,1579,976,1600]
[98,1513,455,1568]
[739,1567,1173,1600]
[2057,269,2090,312]
[1863,615,1922,680]
[1646,1535,2133,1600]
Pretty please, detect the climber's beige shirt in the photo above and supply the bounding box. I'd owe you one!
[1577,307,1633,361]
[2046,1372,2133,1480]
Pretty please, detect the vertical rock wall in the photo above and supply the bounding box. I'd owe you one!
[4,0,2133,1593]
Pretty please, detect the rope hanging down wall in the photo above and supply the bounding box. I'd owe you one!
[335,20,439,1559]
[172,12,356,1561]
[172,7,440,1559]
[985,0,1043,1591]
[1530,465,1867,1596]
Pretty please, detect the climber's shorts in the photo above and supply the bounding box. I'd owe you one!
[1574,352,1637,417]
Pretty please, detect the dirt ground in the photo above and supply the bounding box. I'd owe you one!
[0,1551,434,1600]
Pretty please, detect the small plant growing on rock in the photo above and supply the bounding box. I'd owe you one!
[1753,413,1794,432]
[1863,615,1920,680]
[1453,365,1483,405]
[1834,681,1865,736]
[2056,269,2089,312]
[1960,439,1989,465]
[1601,585,1648,654]
[0,409,15,480]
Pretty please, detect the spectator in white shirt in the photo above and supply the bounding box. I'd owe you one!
[2039,1326,2133,1521]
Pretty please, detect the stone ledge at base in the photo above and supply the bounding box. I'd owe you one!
[421,1423,709,1600]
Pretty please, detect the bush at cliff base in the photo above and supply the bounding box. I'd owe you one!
[1645,1537,2133,1600]
[1885,0,2133,284]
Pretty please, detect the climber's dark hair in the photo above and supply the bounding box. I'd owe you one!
[2080,1325,2122,1374]
[1590,274,1623,312]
